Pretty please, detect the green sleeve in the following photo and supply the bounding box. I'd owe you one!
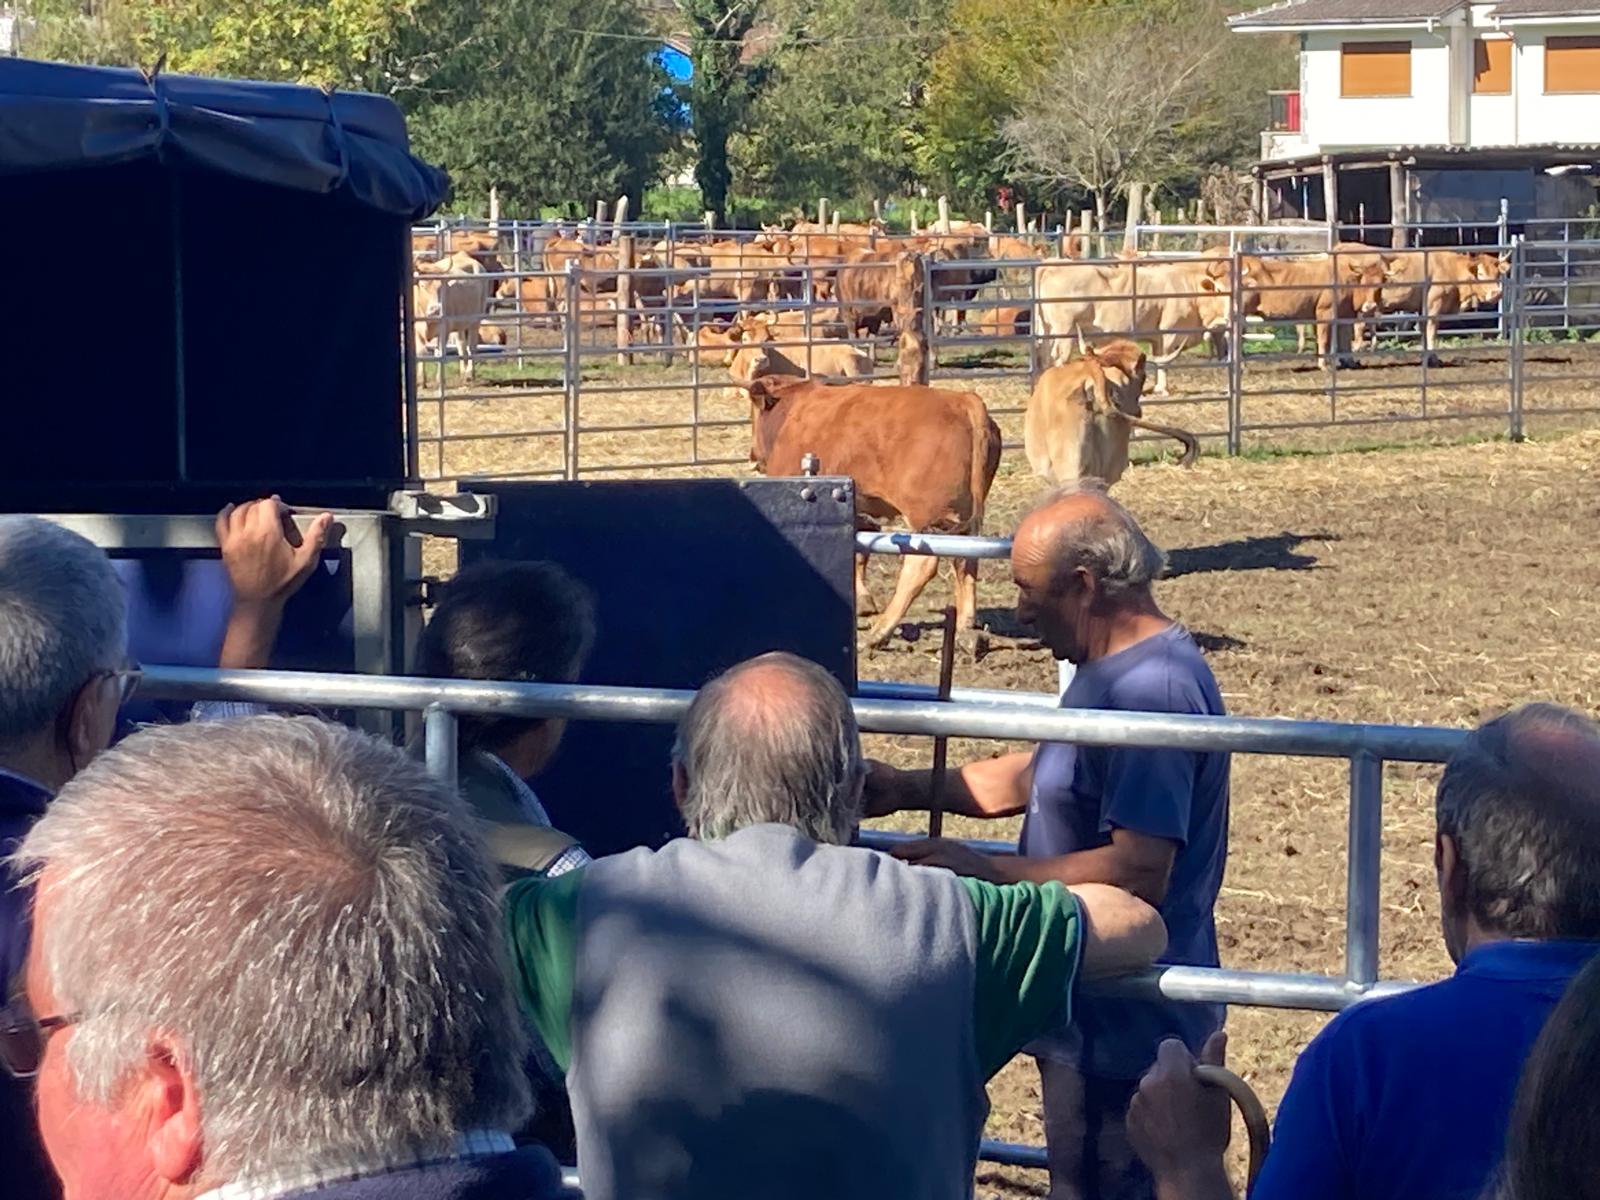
[503,869,584,1074]
[960,877,1084,1079]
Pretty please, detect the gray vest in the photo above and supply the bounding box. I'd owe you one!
[569,823,986,1200]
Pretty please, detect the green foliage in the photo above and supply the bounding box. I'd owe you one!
[679,0,767,226]
[403,0,675,217]
[730,0,947,211]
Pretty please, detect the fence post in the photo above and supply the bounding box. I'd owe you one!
[1227,249,1244,455]
[423,704,458,790]
[615,234,634,367]
[1345,753,1384,988]
[563,260,581,480]
[1509,237,1526,442]
[1497,197,1510,342]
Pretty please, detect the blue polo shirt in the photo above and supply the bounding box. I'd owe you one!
[1020,624,1230,1080]
[1255,939,1600,1200]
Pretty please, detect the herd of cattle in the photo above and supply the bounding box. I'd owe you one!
[411,221,1513,642]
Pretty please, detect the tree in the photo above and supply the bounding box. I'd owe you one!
[677,0,767,226]
[402,0,676,216]
[998,3,1289,223]
[999,13,1221,225]
[731,0,947,213]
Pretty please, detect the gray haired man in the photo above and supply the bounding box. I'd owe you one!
[5,716,574,1200]
[504,650,1166,1200]
[866,483,1231,1200]
[1127,703,1600,1200]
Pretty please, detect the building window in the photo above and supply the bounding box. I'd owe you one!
[1341,41,1413,98]
[1545,36,1600,94]
[1474,37,1512,94]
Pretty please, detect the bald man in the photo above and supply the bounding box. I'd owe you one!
[868,483,1231,1200]
[501,651,1167,1200]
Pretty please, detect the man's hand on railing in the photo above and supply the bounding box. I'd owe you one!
[216,498,335,670]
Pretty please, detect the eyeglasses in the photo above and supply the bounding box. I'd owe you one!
[90,658,142,707]
[0,993,81,1080]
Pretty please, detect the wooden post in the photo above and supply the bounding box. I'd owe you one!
[984,210,993,232]
[703,209,716,231]
[937,195,950,233]
[594,199,607,225]
[829,212,840,233]
[1252,176,1265,225]
[1150,206,1162,252]
[1321,158,1339,239]
[1389,162,1407,249]
[895,252,929,385]
[818,197,830,227]
[910,208,920,235]
[1017,198,1028,236]
[873,198,883,223]
[615,235,634,367]
[1123,182,1145,254]
[612,194,629,242]
[488,186,500,225]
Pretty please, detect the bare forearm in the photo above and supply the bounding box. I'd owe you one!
[985,843,1170,903]
[882,752,1033,818]
[218,600,287,670]
[1152,1164,1234,1200]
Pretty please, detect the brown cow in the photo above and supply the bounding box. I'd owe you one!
[977,304,1032,338]
[1204,253,1367,370]
[726,317,875,389]
[1355,248,1508,358]
[747,375,1002,648]
[1036,258,1235,394]
[835,248,904,336]
[1024,339,1199,486]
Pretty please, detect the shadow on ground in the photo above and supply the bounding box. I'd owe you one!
[1167,531,1337,577]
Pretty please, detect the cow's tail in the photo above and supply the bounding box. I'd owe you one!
[1115,412,1200,468]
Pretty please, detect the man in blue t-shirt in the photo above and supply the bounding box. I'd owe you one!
[867,483,1230,1200]
[1126,703,1600,1200]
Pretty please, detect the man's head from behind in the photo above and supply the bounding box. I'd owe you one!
[1010,483,1166,664]
[414,560,596,776]
[13,716,531,1200]
[672,652,863,846]
[1435,703,1600,961]
[0,516,128,790]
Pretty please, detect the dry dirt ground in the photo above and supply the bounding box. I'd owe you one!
[415,345,1600,1195]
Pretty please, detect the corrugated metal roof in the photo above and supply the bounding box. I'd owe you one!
[1231,0,1465,27]
[1488,0,1600,17]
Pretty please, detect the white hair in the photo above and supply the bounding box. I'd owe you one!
[1030,480,1167,597]
[0,516,126,747]
[672,653,864,846]
[14,716,532,1181]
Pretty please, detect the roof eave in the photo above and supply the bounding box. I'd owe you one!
[1231,19,1443,31]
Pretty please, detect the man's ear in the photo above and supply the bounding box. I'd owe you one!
[63,678,113,766]
[142,1038,203,1185]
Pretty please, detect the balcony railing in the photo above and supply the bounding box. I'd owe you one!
[1268,89,1302,133]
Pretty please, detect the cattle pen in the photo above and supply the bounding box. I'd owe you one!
[397,214,1600,1191]
[407,216,1600,487]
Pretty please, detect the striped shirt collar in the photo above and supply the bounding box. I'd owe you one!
[193,1130,516,1200]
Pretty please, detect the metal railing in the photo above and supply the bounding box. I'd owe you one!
[408,228,1600,483]
[142,661,1452,1174]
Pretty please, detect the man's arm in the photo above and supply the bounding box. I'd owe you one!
[863,752,1034,819]
[216,498,335,670]
[501,870,585,1076]
[962,877,1164,1078]
[890,827,1178,907]
[1127,1035,1237,1200]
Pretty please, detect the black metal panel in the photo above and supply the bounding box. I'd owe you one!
[2,163,406,516]
[463,478,857,857]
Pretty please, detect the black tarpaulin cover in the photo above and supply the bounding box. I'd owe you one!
[0,56,447,218]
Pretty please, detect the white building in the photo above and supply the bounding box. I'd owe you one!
[1231,0,1600,238]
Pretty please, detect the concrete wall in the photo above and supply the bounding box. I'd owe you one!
[1514,27,1600,148]
[1302,31,1454,150]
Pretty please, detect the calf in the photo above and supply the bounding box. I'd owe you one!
[413,252,493,383]
[1025,339,1198,486]
[726,317,875,390]
[747,375,1002,648]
